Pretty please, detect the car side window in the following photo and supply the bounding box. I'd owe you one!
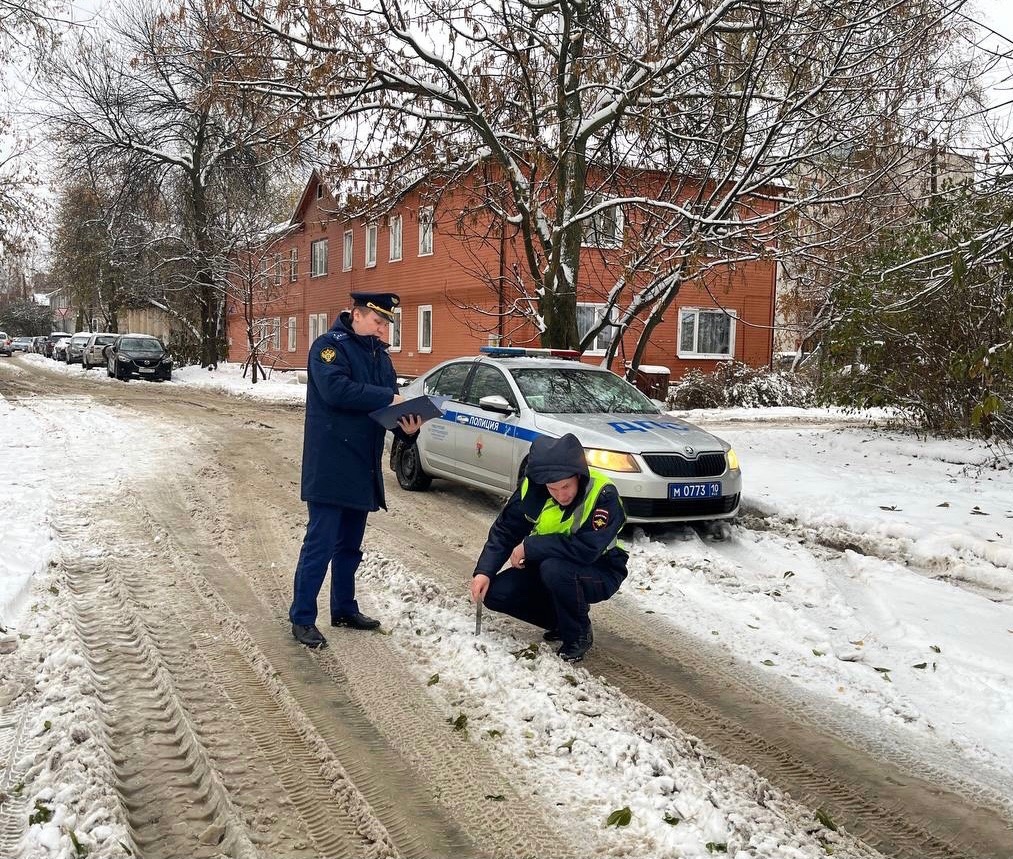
[464,364,518,410]
[423,362,472,400]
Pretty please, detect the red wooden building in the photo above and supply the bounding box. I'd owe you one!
[225,171,777,381]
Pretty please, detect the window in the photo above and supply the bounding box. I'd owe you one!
[274,254,282,285]
[465,364,518,410]
[308,311,330,342]
[678,308,736,359]
[389,214,402,261]
[576,302,613,354]
[342,230,352,271]
[289,248,298,281]
[253,317,281,350]
[423,362,472,400]
[310,239,328,277]
[582,198,624,248]
[287,317,297,352]
[365,224,377,267]
[316,183,324,199]
[260,254,270,283]
[388,307,401,351]
[418,304,432,352]
[419,206,433,255]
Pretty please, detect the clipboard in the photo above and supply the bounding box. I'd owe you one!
[369,394,448,430]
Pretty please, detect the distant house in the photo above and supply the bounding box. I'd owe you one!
[225,171,778,381]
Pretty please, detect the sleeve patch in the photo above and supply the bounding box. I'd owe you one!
[320,347,336,364]
[592,508,610,530]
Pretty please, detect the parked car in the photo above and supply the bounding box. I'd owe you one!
[106,334,172,381]
[32,336,48,354]
[64,333,92,365]
[49,334,72,360]
[0,332,10,356]
[390,348,742,524]
[10,336,33,353]
[81,333,117,369]
[45,332,71,358]
[52,335,72,361]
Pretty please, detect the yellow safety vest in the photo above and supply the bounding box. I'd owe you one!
[521,467,626,553]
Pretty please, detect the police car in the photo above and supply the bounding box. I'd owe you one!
[390,348,741,524]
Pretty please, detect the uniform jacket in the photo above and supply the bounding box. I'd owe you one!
[301,312,407,511]
[475,434,628,576]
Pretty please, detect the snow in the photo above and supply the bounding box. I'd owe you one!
[3,357,1012,857]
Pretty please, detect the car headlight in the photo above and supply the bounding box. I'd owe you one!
[117,355,129,361]
[161,356,171,364]
[584,448,641,473]
[726,448,740,471]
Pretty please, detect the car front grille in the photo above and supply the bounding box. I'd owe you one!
[643,452,726,478]
[622,493,740,519]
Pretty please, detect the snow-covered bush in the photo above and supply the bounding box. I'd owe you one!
[666,362,815,409]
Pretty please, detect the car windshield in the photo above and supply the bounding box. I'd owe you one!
[121,338,163,352]
[94,336,115,345]
[509,367,661,415]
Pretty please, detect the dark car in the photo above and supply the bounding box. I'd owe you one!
[45,332,71,358]
[106,334,172,381]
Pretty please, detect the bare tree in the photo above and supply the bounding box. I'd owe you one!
[237,0,975,369]
[43,0,308,366]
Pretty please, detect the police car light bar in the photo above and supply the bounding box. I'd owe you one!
[480,346,581,360]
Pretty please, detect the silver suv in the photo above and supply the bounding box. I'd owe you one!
[391,350,741,524]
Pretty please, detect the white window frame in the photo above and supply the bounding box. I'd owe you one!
[316,183,324,199]
[677,307,737,360]
[273,253,283,285]
[310,239,328,277]
[581,198,624,249]
[418,304,433,353]
[418,206,433,256]
[308,311,329,342]
[365,223,377,267]
[287,316,297,352]
[576,302,612,355]
[342,229,352,272]
[289,248,298,281]
[253,317,281,350]
[388,306,402,351]
[389,213,402,262]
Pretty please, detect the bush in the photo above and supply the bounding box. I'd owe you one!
[666,361,815,410]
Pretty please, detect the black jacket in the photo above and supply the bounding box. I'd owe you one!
[475,433,628,576]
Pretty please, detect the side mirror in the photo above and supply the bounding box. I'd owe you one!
[478,394,515,415]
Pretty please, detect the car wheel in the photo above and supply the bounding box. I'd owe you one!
[394,440,432,491]
[516,455,529,490]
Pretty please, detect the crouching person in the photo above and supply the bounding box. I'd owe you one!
[469,433,628,663]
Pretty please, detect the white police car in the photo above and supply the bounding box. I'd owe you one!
[390,348,741,524]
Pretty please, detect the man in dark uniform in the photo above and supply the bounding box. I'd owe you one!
[290,292,423,648]
[469,433,628,662]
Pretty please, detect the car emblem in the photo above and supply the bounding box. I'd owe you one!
[684,446,695,455]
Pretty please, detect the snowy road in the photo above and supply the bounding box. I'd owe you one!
[1,356,1011,859]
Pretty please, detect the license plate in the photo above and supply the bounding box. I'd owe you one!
[139,367,155,373]
[669,482,721,499]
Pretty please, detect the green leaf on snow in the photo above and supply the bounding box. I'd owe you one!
[815,808,839,831]
[606,807,632,827]
[427,673,440,686]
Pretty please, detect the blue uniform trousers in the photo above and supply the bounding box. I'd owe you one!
[484,557,624,644]
[289,502,368,626]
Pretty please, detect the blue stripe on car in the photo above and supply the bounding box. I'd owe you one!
[440,410,541,442]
